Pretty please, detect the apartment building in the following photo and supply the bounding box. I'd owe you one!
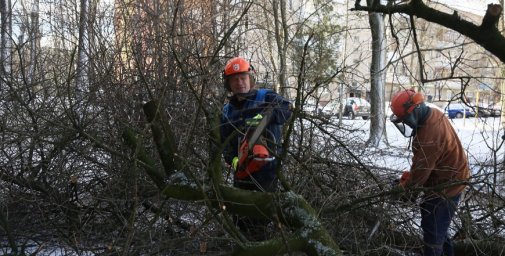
[327,1,502,107]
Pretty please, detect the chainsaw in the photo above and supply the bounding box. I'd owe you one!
[234,105,276,179]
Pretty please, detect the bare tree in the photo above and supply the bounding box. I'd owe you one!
[353,1,505,63]
[27,0,39,84]
[271,0,289,96]
[0,0,12,91]
[0,1,504,255]
[366,0,387,146]
[75,0,89,110]
[500,0,505,129]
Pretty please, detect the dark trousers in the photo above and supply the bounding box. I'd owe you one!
[420,194,461,256]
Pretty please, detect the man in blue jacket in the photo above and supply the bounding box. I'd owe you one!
[220,57,292,193]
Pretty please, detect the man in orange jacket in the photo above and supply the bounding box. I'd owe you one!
[390,89,471,256]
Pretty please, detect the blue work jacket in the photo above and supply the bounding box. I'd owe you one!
[220,89,292,184]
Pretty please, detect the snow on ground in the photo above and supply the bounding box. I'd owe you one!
[327,115,505,176]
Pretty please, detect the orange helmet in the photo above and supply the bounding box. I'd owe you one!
[390,89,424,121]
[223,57,253,77]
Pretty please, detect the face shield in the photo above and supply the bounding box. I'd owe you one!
[390,114,414,137]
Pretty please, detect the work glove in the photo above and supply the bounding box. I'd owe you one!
[390,171,416,203]
[390,186,416,204]
[232,156,239,171]
[390,171,410,188]
[399,171,410,188]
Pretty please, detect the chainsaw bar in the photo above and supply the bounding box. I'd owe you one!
[246,105,273,151]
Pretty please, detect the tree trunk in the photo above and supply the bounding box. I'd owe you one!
[75,0,89,110]
[272,0,289,96]
[87,0,98,84]
[500,0,505,131]
[0,0,12,92]
[28,0,39,85]
[367,5,386,146]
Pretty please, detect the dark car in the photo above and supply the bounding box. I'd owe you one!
[471,104,491,118]
[487,103,502,117]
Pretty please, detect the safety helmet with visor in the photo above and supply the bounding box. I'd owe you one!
[390,89,425,137]
[223,57,256,92]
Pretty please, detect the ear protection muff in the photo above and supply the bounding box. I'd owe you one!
[248,64,256,84]
[402,90,424,115]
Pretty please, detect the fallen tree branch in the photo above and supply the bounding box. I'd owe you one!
[121,100,343,255]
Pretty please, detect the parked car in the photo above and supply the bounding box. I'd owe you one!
[321,100,342,117]
[471,103,492,118]
[446,102,475,119]
[302,103,324,116]
[324,97,371,119]
[345,97,371,119]
[487,102,502,117]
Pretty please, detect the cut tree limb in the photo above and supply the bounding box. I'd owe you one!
[122,100,343,256]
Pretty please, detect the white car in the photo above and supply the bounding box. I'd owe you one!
[322,98,371,120]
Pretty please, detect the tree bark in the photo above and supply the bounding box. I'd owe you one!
[500,1,505,132]
[272,0,289,96]
[75,0,89,110]
[28,0,39,85]
[367,2,387,147]
[0,0,12,92]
